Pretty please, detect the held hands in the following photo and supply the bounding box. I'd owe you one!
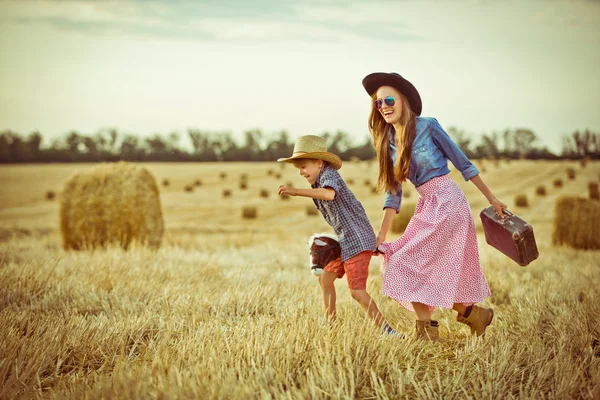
[278,184,297,197]
[373,232,386,255]
[490,197,508,218]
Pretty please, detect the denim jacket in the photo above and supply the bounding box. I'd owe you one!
[383,116,480,212]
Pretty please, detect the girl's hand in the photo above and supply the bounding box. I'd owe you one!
[374,232,386,255]
[490,197,507,218]
[278,184,297,197]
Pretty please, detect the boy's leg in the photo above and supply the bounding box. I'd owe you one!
[318,271,338,320]
[345,251,388,329]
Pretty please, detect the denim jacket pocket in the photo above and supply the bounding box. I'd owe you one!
[411,144,432,170]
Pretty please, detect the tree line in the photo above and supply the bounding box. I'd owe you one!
[0,127,598,163]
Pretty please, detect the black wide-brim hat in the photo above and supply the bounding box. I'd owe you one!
[362,72,422,116]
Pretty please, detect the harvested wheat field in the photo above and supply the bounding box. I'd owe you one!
[1,160,599,399]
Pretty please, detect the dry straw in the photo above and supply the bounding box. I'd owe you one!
[46,190,55,200]
[515,194,528,207]
[390,202,417,233]
[306,205,319,216]
[553,179,563,188]
[589,182,599,201]
[59,162,164,250]
[552,196,600,249]
[566,167,576,180]
[535,186,546,196]
[242,206,257,219]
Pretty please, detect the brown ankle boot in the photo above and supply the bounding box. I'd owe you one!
[415,320,440,341]
[457,306,494,336]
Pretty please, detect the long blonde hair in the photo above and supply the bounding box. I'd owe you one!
[369,91,416,192]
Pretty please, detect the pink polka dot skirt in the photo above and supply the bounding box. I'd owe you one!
[378,174,491,313]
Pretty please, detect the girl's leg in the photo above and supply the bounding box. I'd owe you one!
[412,302,433,321]
[349,290,386,328]
[318,271,338,321]
[452,303,468,315]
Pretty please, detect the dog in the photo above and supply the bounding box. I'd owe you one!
[307,233,341,277]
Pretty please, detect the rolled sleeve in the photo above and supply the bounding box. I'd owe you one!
[319,169,341,195]
[430,118,480,181]
[383,183,403,213]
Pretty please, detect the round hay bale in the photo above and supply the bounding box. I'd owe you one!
[364,179,371,187]
[242,206,257,219]
[390,202,417,234]
[275,173,282,179]
[184,185,194,192]
[267,169,273,176]
[589,182,599,201]
[46,190,55,200]
[194,179,202,187]
[259,189,269,198]
[161,178,170,187]
[59,162,164,250]
[306,205,319,216]
[281,193,290,200]
[580,156,590,168]
[481,167,487,174]
[347,179,355,185]
[223,189,232,198]
[553,179,563,188]
[370,185,378,194]
[403,190,411,198]
[219,172,227,180]
[552,196,600,249]
[566,167,576,180]
[535,186,546,196]
[240,173,248,181]
[239,181,248,190]
[514,194,528,207]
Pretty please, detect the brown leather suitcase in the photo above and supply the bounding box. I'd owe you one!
[480,206,539,266]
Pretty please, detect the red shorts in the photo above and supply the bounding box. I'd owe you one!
[323,251,372,290]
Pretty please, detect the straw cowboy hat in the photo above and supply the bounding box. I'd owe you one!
[362,72,422,116]
[277,135,342,170]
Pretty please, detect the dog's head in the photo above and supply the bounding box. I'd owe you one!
[307,233,341,276]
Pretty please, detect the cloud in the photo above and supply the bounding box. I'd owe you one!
[0,0,421,43]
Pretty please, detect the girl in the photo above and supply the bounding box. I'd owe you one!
[361,72,507,341]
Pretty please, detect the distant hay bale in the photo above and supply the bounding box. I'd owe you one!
[566,167,576,180]
[259,189,269,198]
[240,181,248,190]
[219,172,227,180]
[306,205,319,216]
[515,194,528,207]
[553,179,563,188]
[552,196,600,250]
[364,179,371,187]
[194,179,202,187]
[267,169,273,176]
[223,189,232,198]
[535,186,546,196]
[161,178,170,187]
[275,173,282,179]
[390,202,416,233]
[281,193,290,200]
[46,190,55,200]
[589,182,599,201]
[370,186,378,194]
[184,185,194,192]
[59,162,164,250]
[580,156,590,168]
[481,167,487,174]
[347,179,355,185]
[242,206,257,219]
[240,173,248,181]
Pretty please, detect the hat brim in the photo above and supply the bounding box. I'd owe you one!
[277,152,342,170]
[362,72,422,116]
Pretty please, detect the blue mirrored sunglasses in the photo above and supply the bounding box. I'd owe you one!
[375,96,395,109]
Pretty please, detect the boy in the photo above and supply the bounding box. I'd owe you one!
[277,135,397,335]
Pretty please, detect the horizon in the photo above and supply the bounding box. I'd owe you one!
[1,0,599,154]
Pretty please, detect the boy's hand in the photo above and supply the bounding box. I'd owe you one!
[278,184,297,197]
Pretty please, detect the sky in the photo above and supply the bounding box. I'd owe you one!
[0,0,599,153]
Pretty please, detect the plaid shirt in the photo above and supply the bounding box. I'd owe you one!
[312,164,376,261]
